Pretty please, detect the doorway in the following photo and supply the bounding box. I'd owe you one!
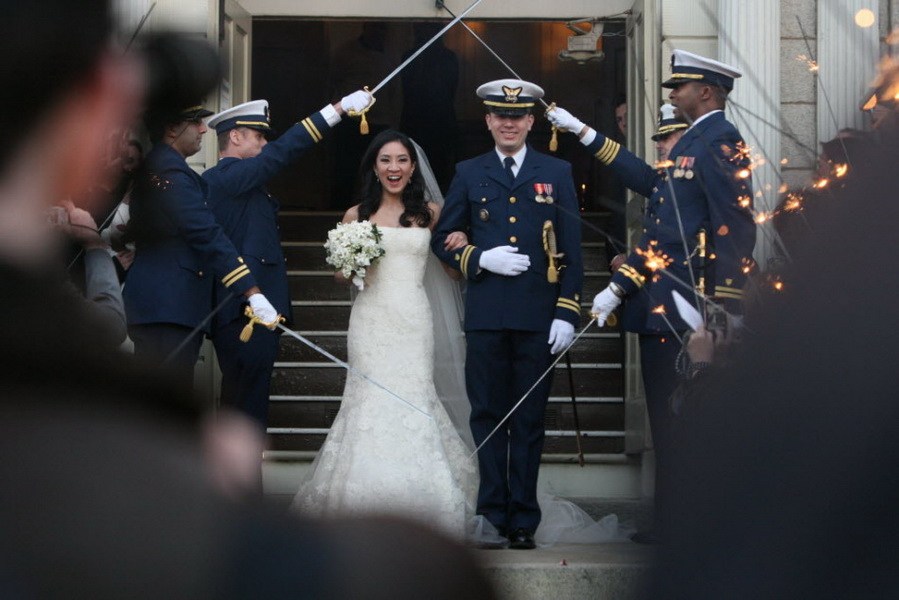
[251,18,627,211]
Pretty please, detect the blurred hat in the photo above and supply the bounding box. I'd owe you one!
[651,103,688,141]
[207,100,273,135]
[662,49,742,92]
[477,79,543,117]
[177,105,214,121]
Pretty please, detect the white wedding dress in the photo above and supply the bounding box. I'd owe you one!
[292,227,478,538]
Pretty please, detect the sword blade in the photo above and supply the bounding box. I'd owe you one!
[371,0,487,94]
[275,323,432,420]
[468,318,597,460]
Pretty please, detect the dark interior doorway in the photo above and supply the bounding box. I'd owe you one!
[252,18,626,212]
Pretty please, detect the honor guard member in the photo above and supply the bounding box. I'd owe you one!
[125,104,279,390]
[432,79,583,550]
[652,102,688,162]
[548,50,756,543]
[203,91,372,428]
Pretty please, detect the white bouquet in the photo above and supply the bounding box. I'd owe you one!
[324,220,386,291]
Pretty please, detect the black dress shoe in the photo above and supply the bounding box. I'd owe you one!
[630,530,662,545]
[508,528,536,550]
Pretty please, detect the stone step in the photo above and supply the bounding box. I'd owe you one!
[290,302,621,332]
[286,269,612,302]
[478,543,651,600]
[270,363,623,399]
[268,398,624,431]
[278,210,613,245]
[278,331,623,363]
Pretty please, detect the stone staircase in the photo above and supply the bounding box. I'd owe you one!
[268,210,626,459]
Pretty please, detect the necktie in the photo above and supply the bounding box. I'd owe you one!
[503,156,515,186]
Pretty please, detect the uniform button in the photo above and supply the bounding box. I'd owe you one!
[261,258,266,264]
[509,216,517,223]
[481,197,487,203]
[509,196,517,203]
[509,236,518,243]
[198,271,204,277]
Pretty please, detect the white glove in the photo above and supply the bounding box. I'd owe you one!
[248,293,278,325]
[591,286,622,327]
[546,106,586,134]
[340,90,373,114]
[478,246,530,276]
[548,319,575,354]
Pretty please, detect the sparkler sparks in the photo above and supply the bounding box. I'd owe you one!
[637,242,674,272]
[783,193,803,211]
[796,54,819,73]
[754,211,772,224]
[834,163,849,178]
[813,178,830,189]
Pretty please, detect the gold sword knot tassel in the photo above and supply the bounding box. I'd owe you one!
[346,87,377,135]
[542,220,565,283]
[240,305,285,343]
[547,102,559,152]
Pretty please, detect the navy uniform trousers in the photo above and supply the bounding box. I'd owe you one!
[432,146,583,533]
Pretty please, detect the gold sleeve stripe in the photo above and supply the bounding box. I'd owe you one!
[556,299,582,316]
[222,264,251,287]
[459,245,476,278]
[594,138,621,165]
[715,286,743,300]
[618,264,645,287]
[556,298,581,312]
[301,118,322,143]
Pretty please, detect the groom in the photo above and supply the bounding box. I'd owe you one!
[432,79,583,549]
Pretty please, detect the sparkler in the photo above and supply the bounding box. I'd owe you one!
[651,305,684,345]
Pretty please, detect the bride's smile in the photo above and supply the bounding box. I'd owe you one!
[375,141,416,196]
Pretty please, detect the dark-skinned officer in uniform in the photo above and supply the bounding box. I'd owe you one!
[548,50,757,544]
[125,104,279,391]
[203,91,372,428]
[432,79,583,550]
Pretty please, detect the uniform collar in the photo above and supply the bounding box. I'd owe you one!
[687,109,723,132]
[495,145,528,172]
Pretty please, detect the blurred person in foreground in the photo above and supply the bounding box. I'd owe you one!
[649,79,899,597]
[0,3,496,598]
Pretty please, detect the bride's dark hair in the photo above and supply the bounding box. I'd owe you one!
[355,129,432,228]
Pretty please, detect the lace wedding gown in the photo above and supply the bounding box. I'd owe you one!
[292,227,478,537]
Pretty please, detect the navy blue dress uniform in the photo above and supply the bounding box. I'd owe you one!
[432,80,583,541]
[203,100,340,427]
[124,105,260,387]
[553,50,756,541]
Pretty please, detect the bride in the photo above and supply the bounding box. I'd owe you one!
[291,130,478,537]
[292,129,626,546]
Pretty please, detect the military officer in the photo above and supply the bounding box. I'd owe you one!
[547,49,756,543]
[125,104,279,391]
[432,79,583,550]
[203,90,372,428]
[652,102,688,163]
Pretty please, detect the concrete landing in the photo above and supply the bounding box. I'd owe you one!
[478,542,653,600]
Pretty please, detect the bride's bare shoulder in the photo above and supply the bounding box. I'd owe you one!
[342,205,360,224]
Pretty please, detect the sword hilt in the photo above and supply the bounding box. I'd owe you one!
[346,87,376,135]
[240,305,284,342]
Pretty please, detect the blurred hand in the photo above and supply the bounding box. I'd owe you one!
[609,253,626,273]
[686,324,715,364]
[548,319,575,354]
[478,246,530,276]
[591,286,622,326]
[546,105,587,134]
[444,231,469,251]
[115,249,135,270]
[61,200,105,250]
[339,90,374,114]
